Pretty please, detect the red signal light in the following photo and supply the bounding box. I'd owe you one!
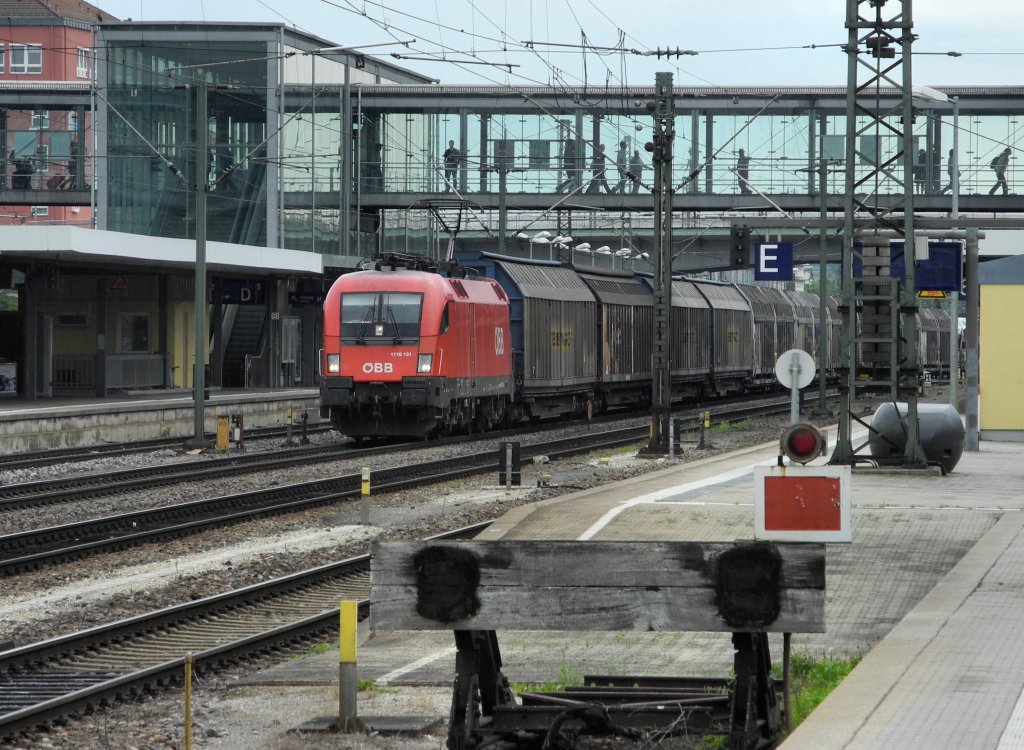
[780,423,825,464]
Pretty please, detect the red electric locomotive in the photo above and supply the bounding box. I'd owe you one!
[320,254,514,437]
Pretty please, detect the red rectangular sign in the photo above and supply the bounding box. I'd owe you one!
[764,476,841,531]
[754,465,851,543]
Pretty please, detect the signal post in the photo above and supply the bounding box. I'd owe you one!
[645,71,676,455]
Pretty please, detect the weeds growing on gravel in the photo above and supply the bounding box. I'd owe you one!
[712,419,750,432]
[511,663,584,694]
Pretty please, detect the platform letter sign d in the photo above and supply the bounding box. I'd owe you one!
[755,242,793,281]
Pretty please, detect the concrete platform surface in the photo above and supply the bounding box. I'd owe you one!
[246,429,1024,749]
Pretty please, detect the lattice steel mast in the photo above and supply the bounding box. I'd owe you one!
[832,0,926,466]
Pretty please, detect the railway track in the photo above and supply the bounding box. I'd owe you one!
[0,424,653,575]
[0,436,371,509]
[0,410,628,508]
[0,395,825,739]
[0,395,813,576]
[0,523,489,741]
[0,392,818,511]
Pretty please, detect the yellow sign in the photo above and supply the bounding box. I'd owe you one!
[917,290,947,299]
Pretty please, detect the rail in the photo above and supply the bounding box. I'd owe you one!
[0,425,648,574]
[0,396,815,573]
[0,523,488,739]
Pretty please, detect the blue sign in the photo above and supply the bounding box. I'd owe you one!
[755,242,794,281]
[913,243,962,293]
[852,241,962,294]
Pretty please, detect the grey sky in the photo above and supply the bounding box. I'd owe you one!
[96,0,1017,89]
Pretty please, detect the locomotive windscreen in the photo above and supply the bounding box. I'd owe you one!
[340,292,423,341]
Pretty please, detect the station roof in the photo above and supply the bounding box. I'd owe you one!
[0,225,324,277]
[979,254,1024,285]
[98,21,435,85]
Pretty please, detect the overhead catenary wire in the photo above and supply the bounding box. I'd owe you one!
[92,87,188,185]
[14,2,1015,245]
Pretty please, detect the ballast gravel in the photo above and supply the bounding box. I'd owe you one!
[3,389,954,750]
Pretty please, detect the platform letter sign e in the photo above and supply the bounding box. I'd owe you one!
[754,242,794,281]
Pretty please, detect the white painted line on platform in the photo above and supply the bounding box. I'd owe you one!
[576,428,872,541]
[577,464,759,540]
[376,646,457,686]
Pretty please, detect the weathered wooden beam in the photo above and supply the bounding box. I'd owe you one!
[371,540,826,633]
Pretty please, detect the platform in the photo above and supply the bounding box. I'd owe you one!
[242,424,1024,749]
[485,434,1024,748]
[0,387,321,451]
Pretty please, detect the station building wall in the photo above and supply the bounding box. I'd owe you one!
[979,255,1024,440]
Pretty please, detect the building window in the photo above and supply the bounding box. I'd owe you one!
[118,313,150,353]
[0,46,6,74]
[30,206,49,217]
[30,110,49,130]
[76,48,89,79]
[10,44,42,74]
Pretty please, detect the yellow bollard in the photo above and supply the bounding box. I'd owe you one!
[360,467,370,524]
[284,407,295,446]
[184,652,193,750]
[216,416,230,453]
[339,601,361,732]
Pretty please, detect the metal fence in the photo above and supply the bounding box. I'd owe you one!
[52,355,94,393]
[52,353,166,393]
[106,354,166,390]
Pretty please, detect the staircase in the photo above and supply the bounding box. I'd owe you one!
[222,306,265,387]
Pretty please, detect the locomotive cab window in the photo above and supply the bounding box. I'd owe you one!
[439,301,451,334]
[340,292,422,342]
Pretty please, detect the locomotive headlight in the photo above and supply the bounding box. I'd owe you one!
[327,353,341,373]
[417,354,433,373]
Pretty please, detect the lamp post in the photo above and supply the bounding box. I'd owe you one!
[950,95,960,409]
[573,243,592,266]
[528,230,551,259]
[185,78,211,449]
[168,76,236,448]
[552,235,572,262]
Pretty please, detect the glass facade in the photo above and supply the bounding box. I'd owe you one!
[94,28,1024,266]
[355,103,1024,199]
[104,40,270,246]
[280,87,344,253]
[99,25,431,261]
[345,88,1024,263]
